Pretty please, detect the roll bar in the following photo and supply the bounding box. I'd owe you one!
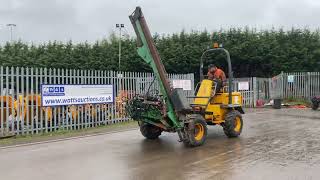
[199,48,233,104]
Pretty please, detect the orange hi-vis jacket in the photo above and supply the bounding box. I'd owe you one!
[207,68,226,82]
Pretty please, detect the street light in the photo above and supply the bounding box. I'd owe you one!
[116,24,124,70]
[6,24,16,42]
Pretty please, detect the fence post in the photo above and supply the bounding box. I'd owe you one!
[280,71,284,99]
[253,77,257,107]
[0,66,3,136]
[190,73,195,95]
[307,72,311,98]
[268,77,272,100]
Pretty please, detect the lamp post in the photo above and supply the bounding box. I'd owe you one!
[116,24,124,70]
[6,24,16,42]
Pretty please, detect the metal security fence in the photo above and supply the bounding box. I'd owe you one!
[270,73,283,99]
[233,77,255,107]
[278,72,320,98]
[232,77,271,107]
[0,66,194,136]
[272,72,320,99]
[237,72,320,107]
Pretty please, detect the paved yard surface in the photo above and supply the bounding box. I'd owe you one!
[0,108,320,180]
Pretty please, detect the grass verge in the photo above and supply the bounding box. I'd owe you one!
[0,120,138,147]
[282,97,311,106]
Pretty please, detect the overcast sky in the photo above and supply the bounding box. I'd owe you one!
[0,0,320,44]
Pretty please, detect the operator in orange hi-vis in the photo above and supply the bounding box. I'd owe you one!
[207,64,226,92]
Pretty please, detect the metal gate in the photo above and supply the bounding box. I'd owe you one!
[233,77,271,107]
[269,72,320,99]
[281,72,320,99]
[236,72,320,107]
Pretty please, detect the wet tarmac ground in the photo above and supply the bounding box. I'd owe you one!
[0,108,320,180]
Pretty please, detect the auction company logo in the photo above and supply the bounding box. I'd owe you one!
[43,86,65,96]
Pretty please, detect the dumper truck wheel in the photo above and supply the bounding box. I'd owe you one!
[183,115,208,147]
[311,97,319,110]
[312,102,319,110]
[140,122,162,139]
[223,110,243,138]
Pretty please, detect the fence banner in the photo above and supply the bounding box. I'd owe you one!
[172,80,192,90]
[41,84,114,106]
[288,75,294,83]
[238,81,249,91]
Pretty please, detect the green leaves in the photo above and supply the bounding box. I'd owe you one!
[0,28,319,78]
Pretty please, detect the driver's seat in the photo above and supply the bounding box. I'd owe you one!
[193,79,216,106]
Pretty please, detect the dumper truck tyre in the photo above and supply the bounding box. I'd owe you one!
[311,97,319,110]
[183,115,208,147]
[140,122,162,139]
[312,102,319,110]
[223,110,243,138]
